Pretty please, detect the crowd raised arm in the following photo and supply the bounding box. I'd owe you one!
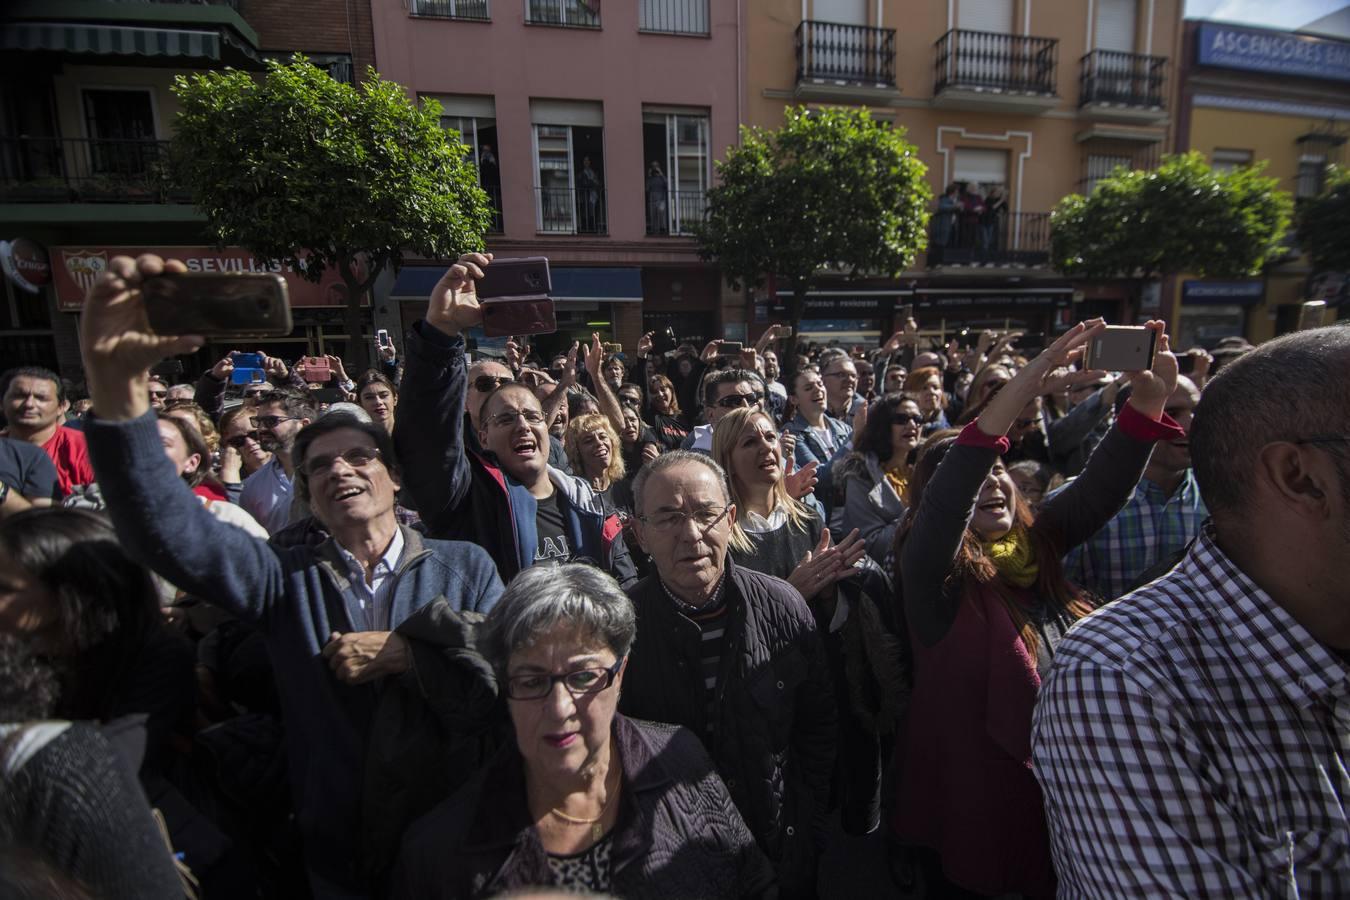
[2,248,1346,899]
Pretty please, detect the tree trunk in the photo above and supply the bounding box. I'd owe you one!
[337,255,382,374]
[780,279,808,381]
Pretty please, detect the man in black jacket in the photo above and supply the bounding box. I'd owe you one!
[395,253,636,586]
[619,450,836,897]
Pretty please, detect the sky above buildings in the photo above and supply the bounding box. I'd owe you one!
[1185,0,1348,30]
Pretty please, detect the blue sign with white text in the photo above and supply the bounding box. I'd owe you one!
[1196,23,1350,83]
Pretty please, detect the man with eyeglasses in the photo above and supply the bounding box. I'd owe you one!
[818,350,865,420]
[76,253,505,899]
[146,375,169,410]
[620,450,836,898]
[396,253,636,586]
[679,368,767,454]
[464,358,570,473]
[1034,327,1350,897]
[239,386,314,534]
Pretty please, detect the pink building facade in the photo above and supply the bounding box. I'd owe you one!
[371,0,741,353]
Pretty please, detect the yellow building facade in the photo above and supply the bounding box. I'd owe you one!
[737,0,1183,345]
[1173,19,1349,346]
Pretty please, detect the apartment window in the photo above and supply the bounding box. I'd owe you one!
[410,0,490,20]
[1094,0,1137,52]
[81,88,157,176]
[1296,154,1327,199]
[640,0,709,35]
[427,94,503,232]
[1211,148,1252,174]
[526,0,600,28]
[642,110,709,235]
[531,100,605,234]
[1083,153,1130,195]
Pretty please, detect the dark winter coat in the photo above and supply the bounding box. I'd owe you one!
[396,320,637,586]
[390,715,776,899]
[619,562,836,893]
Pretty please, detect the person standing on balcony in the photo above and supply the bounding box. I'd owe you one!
[935,184,960,247]
[580,156,602,232]
[646,161,669,234]
[981,185,1008,252]
[959,182,985,249]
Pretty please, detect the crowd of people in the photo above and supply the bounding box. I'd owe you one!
[1,250,1346,900]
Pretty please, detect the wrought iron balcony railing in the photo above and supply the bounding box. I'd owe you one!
[645,189,705,236]
[410,0,490,20]
[796,20,896,87]
[536,185,607,234]
[526,0,600,29]
[1080,49,1167,108]
[639,0,708,35]
[935,29,1058,95]
[0,137,188,204]
[927,211,1050,267]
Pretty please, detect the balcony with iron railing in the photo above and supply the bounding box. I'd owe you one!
[526,0,600,29]
[409,0,490,20]
[794,20,899,103]
[927,211,1050,268]
[536,186,607,234]
[0,137,190,205]
[933,29,1059,114]
[1079,49,1168,123]
[645,189,705,237]
[639,0,709,35]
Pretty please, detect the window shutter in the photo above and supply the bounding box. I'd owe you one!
[958,0,1014,34]
[1094,0,1137,52]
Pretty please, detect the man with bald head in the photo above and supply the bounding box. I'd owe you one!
[1034,327,1350,896]
[395,253,635,585]
[1051,374,1207,600]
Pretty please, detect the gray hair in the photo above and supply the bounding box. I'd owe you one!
[631,449,730,517]
[1189,325,1350,518]
[321,402,373,424]
[479,564,636,676]
[701,367,765,410]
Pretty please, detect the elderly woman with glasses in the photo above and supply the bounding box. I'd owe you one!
[391,563,774,899]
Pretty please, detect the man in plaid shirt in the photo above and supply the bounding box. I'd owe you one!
[1052,375,1207,600]
[1033,327,1350,898]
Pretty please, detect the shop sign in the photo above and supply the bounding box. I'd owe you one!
[1181,280,1263,305]
[0,238,52,294]
[1196,23,1350,83]
[769,295,899,317]
[915,294,1065,310]
[51,246,366,311]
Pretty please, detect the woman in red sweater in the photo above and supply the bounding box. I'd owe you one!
[891,319,1183,898]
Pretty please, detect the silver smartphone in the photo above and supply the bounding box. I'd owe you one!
[1082,326,1157,371]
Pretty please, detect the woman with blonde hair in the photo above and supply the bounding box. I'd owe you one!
[564,413,626,515]
[712,407,863,601]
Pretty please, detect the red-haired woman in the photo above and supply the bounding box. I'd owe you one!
[891,319,1183,898]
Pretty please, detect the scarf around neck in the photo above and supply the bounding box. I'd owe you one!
[984,526,1039,589]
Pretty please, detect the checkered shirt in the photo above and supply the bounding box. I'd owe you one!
[1032,524,1350,898]
[1053,469,1208,601]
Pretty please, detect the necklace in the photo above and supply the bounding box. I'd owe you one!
[549,785,618,841]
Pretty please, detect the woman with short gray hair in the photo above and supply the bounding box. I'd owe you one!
[392,564,775,899]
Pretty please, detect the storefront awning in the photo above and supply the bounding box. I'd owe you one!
[391,266,642,304]
[0,22,261,66]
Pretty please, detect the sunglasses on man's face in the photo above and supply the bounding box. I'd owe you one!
[473,375,515,393]
[716,393,763,409]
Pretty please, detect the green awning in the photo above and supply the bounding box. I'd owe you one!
[0,22,261,65]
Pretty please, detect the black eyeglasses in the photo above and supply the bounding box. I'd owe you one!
[716,393,762,409]
[299,446,382,479]
[224,431,260,449]
[473,375,515,392]
[256,414,300,429]
[506,656,624,701]
[892,413,924,426]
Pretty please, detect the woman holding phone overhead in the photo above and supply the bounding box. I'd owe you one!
[889,319,1185,898]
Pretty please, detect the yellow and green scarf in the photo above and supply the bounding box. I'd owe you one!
[984,527,1039,589]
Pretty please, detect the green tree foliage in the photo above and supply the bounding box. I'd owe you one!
[1295,165,1350,273]
[171,57,492,370]
[694,106,932,370]
[1050,152,1292,285]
